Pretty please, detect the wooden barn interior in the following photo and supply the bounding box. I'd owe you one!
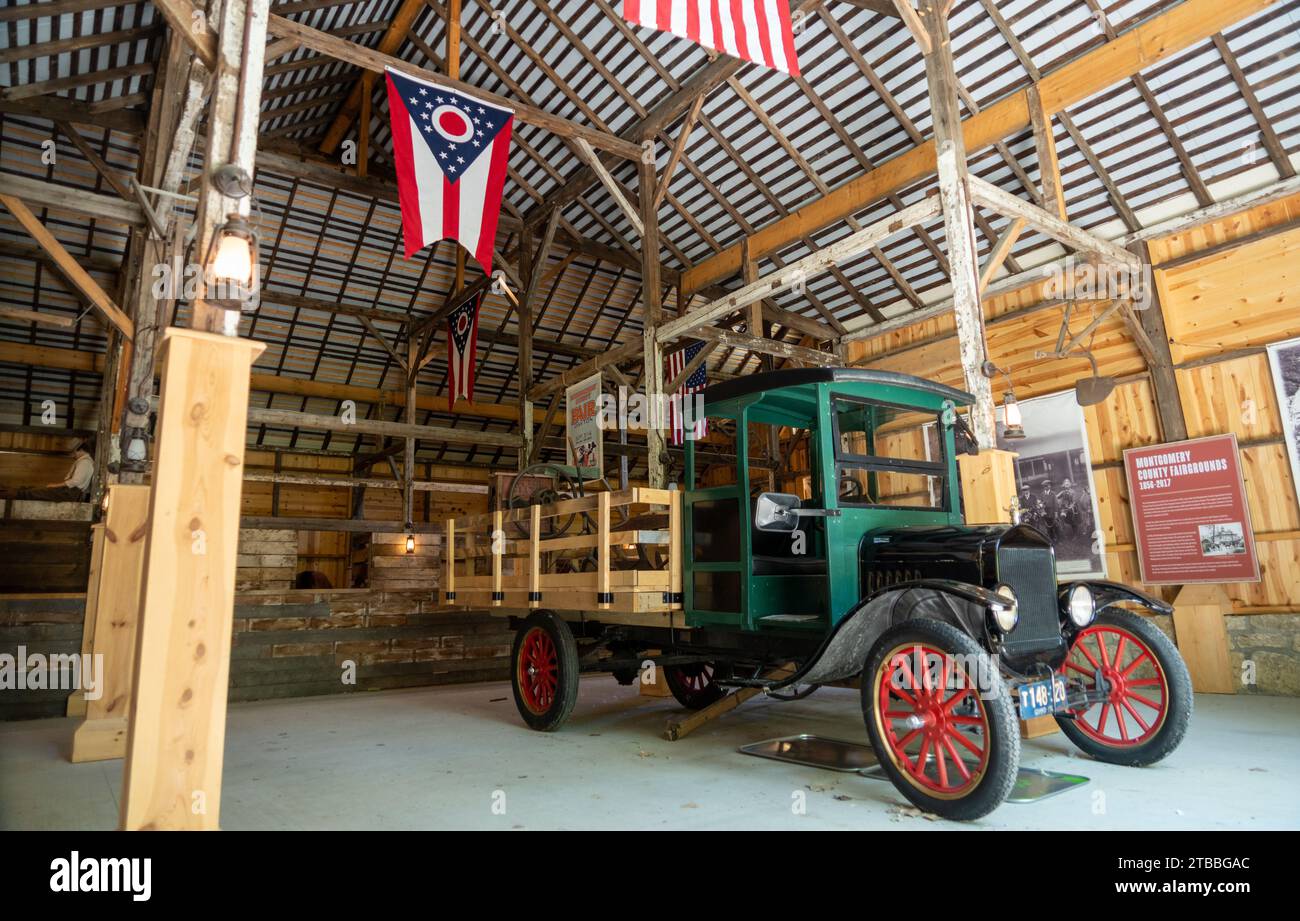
[1,0,1298,833]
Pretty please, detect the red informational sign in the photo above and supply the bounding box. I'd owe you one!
[1123,434,1260,585]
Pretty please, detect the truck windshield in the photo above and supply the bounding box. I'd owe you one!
[831,396,947,511]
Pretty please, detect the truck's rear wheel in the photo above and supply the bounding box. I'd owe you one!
[1055,608,1191,766]
[663,662,727,710]
[511,611,579,731]
[862,619,1019,821]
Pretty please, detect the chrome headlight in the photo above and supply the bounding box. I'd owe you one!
[1067,583,1096,627]
[990,583,1019,633]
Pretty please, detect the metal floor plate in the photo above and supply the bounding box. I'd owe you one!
[739,734,879,772]
[741,734,1089,804]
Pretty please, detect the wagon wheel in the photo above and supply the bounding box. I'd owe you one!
[662,662,729,710]
[507,463,584,539]
[1054,608,1192,766]
[511,611,580,732]
[862,618,1019,821]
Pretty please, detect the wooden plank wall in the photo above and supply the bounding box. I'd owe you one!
[845,190,1300,616]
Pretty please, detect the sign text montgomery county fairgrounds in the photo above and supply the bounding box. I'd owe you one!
[1122,433,1260,585]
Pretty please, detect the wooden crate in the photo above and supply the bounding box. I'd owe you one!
[442,487,684,627]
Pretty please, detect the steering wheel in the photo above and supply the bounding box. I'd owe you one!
[839,474,864,501]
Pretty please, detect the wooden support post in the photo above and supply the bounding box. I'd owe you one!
[120,330,266,829]
[491,508,503,607]
[1171,583,1235,694]
[119,0,270,831]
[957,449,1019,525]
[72,484,150,763]
[669,489,682,607]
[529,504,541,609]
[1128,241,1188,442]
[919,0,996,449]
[640,158,667,487]
[445,518,456,603]
[1027,84,1067,220]
[405,337,417,526]
[597,491,610,610]
[67,523,106,718]
[517,209,559,470]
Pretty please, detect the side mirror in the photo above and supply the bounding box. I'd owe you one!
[755,492,801,532]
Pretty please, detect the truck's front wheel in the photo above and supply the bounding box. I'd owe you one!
[862,619,1019,821]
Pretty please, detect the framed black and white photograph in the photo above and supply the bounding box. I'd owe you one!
[1267,335,1300,509]
[996,390,1107,579]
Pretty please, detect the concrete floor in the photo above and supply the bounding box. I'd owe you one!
[2,678,1298,830]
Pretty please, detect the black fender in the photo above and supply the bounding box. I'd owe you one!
[769,580,1008,689]
[1058,579,1173,616]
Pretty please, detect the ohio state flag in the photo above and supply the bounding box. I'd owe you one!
[447,293,482,411]
[384,67,514,271]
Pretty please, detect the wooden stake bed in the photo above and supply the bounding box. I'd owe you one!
[442,487,685,628]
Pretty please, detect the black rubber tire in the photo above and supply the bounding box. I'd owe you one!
[510,611,580,732]
[1055,607,1192,766]
[862,619,1019,821]
[663,662,728,710]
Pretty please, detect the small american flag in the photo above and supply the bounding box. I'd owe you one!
[621,0,801,76]
[667,341,709,445]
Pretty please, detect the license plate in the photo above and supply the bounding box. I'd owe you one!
[1017,676,1067,719]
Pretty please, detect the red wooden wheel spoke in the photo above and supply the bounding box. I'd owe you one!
[896,728,921,750]
[1120,698,1151,732]
[1114,634,1128,666]
[1076,641,1101,670]
[935,744,949,789]
[892,686,918,707]
[950,714,985,725]
[913,736,931,776]
[1127,690,1161,710]
[1065,660,1093,677]
[943,686,972,712]
[1115,705,1130,742]
[1095,633,1111,669]
[948,726,983,757]
[1122,653,1150,678]
[1127,677,1162,687]
[1097,702,1112,735]
[941,736,971,782]
[884,709,916,718]
[896,655,920,691]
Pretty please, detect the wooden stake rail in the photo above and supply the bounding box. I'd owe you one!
[443,487,684,627]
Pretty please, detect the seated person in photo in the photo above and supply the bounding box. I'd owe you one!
[0,438,95,502]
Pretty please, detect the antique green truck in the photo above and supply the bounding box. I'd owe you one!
[444,368,1192,819]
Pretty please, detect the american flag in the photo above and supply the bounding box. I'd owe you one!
[621,1,801,76]
[667,341,709,445]
[383,67,513,271]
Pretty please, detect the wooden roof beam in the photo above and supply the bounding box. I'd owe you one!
[679,0,1285,294]
[266,14,642,160]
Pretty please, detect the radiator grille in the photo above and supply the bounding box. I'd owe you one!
[998,545,1060,651]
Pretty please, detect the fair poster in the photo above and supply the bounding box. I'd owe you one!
[1266,335,1300,510]
[1123,434,1260,585]
[565,372,603,472]
[995,390,1106,579]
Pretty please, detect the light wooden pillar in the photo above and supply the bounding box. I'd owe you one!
[1171,583,1234,694]
[67,523,106,719]
[957,449,1018,525]
[72,484,150,762]
[119,329,265,830]
[919,1,997,449]
[639,157,667,487]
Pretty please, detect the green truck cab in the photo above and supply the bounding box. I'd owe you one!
[503,368,1193,820]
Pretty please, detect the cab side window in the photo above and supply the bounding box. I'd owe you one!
[833,397,947,511]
